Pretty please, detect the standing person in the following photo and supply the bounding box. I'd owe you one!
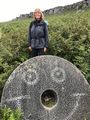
[28,8,49,57]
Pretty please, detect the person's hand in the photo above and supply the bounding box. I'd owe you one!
[44,47,47,52]
[28,46,32,52]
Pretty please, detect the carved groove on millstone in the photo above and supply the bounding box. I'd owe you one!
[5,95,31,102]
[51,67,65,83]
[23,69,39,85]
[64,93,85,120]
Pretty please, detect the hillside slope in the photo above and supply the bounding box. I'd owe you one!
[0,9,90,100]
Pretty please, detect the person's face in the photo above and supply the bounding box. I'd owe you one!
[34,10,42,20]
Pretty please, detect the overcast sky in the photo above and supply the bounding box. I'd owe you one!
[0,0,82,22]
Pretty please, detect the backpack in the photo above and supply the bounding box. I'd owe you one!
[44,20,49,26]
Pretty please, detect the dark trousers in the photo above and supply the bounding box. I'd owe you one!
[31,48,45,57]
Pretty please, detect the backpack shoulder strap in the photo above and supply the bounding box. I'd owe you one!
[29,20,35,28]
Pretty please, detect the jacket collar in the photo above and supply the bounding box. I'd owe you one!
[34,20,44,25]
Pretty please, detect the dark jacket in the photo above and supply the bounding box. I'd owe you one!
[28,20,48,49]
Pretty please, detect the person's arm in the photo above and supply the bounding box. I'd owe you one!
[44,23,49,49]
[28,22,33,51]
[28,23,32,46]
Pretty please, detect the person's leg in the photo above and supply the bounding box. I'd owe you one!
[31,49,38,57]
[37,48,45,56]
[31,48,45,57]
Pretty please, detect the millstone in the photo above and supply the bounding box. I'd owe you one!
[1,55,90,120]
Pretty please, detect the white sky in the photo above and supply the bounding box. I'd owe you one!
[0,0,82,22]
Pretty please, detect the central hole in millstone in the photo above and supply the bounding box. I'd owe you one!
[41,89,57,108]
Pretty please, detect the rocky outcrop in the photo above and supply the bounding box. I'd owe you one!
[15,0,90,20]
[43,0,90,15]
[16,12,33,20]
